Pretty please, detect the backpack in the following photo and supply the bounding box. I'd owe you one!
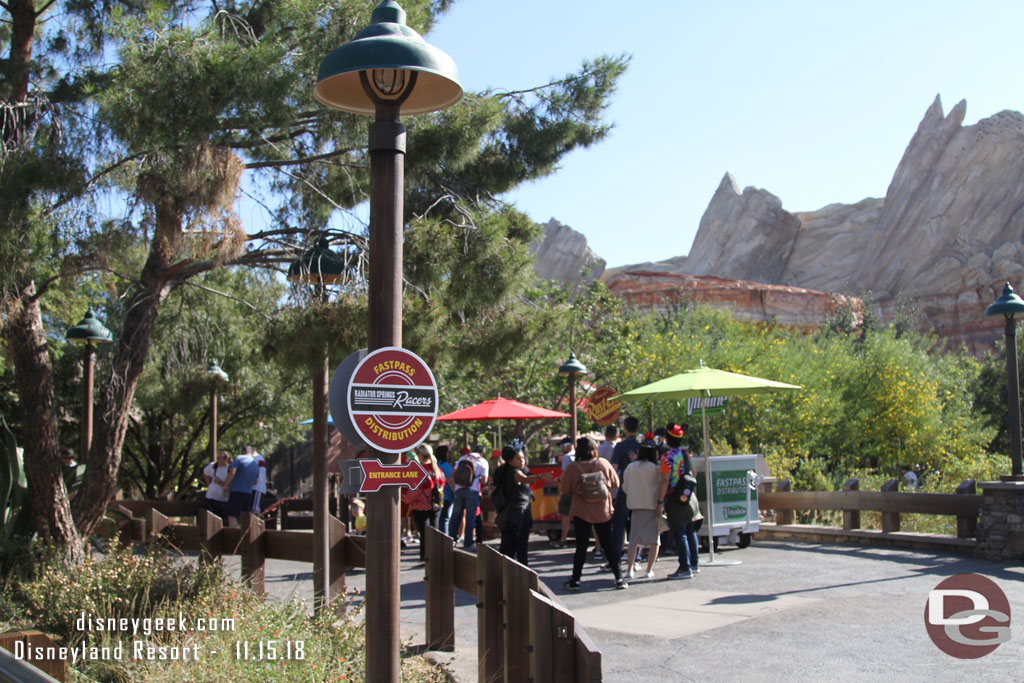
[453,458,475,488]
[490,465,509,512]
[579,470,609,503]
[430,478,443,511]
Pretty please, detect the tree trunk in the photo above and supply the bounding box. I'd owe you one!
[72,216,177,535]
[5,281,87,563]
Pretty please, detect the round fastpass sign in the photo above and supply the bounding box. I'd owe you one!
[347,347,438,453]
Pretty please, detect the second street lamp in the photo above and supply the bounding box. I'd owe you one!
[986,282,1024,480]
[289,236,347,612]
[206,359,229,464]
[65,309,113,463]
[559,352,588,443]
[314,3,461,679]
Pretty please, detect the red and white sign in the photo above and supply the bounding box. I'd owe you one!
[347,346,438,453]
[358,459,428,493]
[586,385,622,426]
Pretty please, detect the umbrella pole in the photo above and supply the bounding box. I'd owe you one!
[702,397,715,565]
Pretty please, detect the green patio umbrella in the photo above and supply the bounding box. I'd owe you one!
[618,363,802,565]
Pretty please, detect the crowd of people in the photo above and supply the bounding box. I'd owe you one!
[206,417,706,592]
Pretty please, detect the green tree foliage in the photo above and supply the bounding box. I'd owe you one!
[0,0,630,555]
[586,302,1003,491]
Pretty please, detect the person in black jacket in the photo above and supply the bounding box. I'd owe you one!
[495,441,550,565]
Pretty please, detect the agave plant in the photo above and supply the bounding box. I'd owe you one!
[0,417,35,562]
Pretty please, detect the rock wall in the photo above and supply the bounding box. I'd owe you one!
[605,271,857,331]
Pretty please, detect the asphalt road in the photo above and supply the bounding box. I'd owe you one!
[249,537,1024,682]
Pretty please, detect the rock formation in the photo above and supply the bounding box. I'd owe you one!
[531,218,606,286]
[603,96,1024,352]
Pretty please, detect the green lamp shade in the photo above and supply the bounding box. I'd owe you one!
[207,359,229,383]
[314,1,462,115]
[559,352,588,375]
[987,283,1024,317]
[65,309,113,343]
[288,236,348,285]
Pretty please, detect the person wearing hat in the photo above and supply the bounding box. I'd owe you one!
[554,437,575,548]
[657,423,700,579]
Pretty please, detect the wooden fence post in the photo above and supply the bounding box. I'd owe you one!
[240,512,265,594]
[574,628,603,682]
[145,508,170,537]
[842,478,860,530]
[477,544,504,683]
[329,514,347,606]
[424,526,455,652]
[528,590,576,683]
[956,479,978,538]
[197,508,223,565]
[776,480,793,525]
[880,479,900,532]
[503,557,539,683]
[0,630,67,681]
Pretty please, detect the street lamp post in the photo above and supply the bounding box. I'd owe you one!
[314,3,461,679]
[206,360,229,463]
[559,352,588,443]
[986,282,1024,481]
[288,237,347,612]
[65,309,113,463]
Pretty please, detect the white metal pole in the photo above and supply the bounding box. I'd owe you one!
[703,394,714,564]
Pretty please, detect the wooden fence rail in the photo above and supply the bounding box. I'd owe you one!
[103,500,601,680]
[423,525,602,682]
[103,501,365,600]
[758,478,982,538]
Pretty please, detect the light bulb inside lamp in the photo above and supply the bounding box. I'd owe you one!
[371,68,407,97]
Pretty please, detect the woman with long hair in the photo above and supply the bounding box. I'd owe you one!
[560,436,626,590]
[622,433,662,579]
[494,440,550,565]
[404,443,446,563]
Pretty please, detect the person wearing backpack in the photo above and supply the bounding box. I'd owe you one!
[559,436,625,591]
[657,423,700,579]
[402,443,446,563]
[495,440,552,565]
[446,447,489,550]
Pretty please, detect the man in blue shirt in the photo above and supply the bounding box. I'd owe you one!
[223,449,260,527]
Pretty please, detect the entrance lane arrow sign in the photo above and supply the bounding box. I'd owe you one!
[358,459,428,493]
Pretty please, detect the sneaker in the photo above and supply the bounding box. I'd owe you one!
[645,570,655,580]
[626,569,635,580]
[633,561,643,573]
[563,580,581,591]
[615,578,628,590]
[690,566,700,574]
[551,540,566,548]
[667,569,694,580]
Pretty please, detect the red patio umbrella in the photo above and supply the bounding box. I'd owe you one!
[437,397,570,450]
[437,397,570,421]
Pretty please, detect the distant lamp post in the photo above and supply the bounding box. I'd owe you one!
[559,352,588,443]
[314,2,461,679]
[206,359,229,463]
[65,309,113,463]
[288,236,347,612]
[987,282,1024,480]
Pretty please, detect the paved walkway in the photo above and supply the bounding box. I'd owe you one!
[251,537,1024,682]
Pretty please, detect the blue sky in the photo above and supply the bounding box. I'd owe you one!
[425,0,1024,268]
